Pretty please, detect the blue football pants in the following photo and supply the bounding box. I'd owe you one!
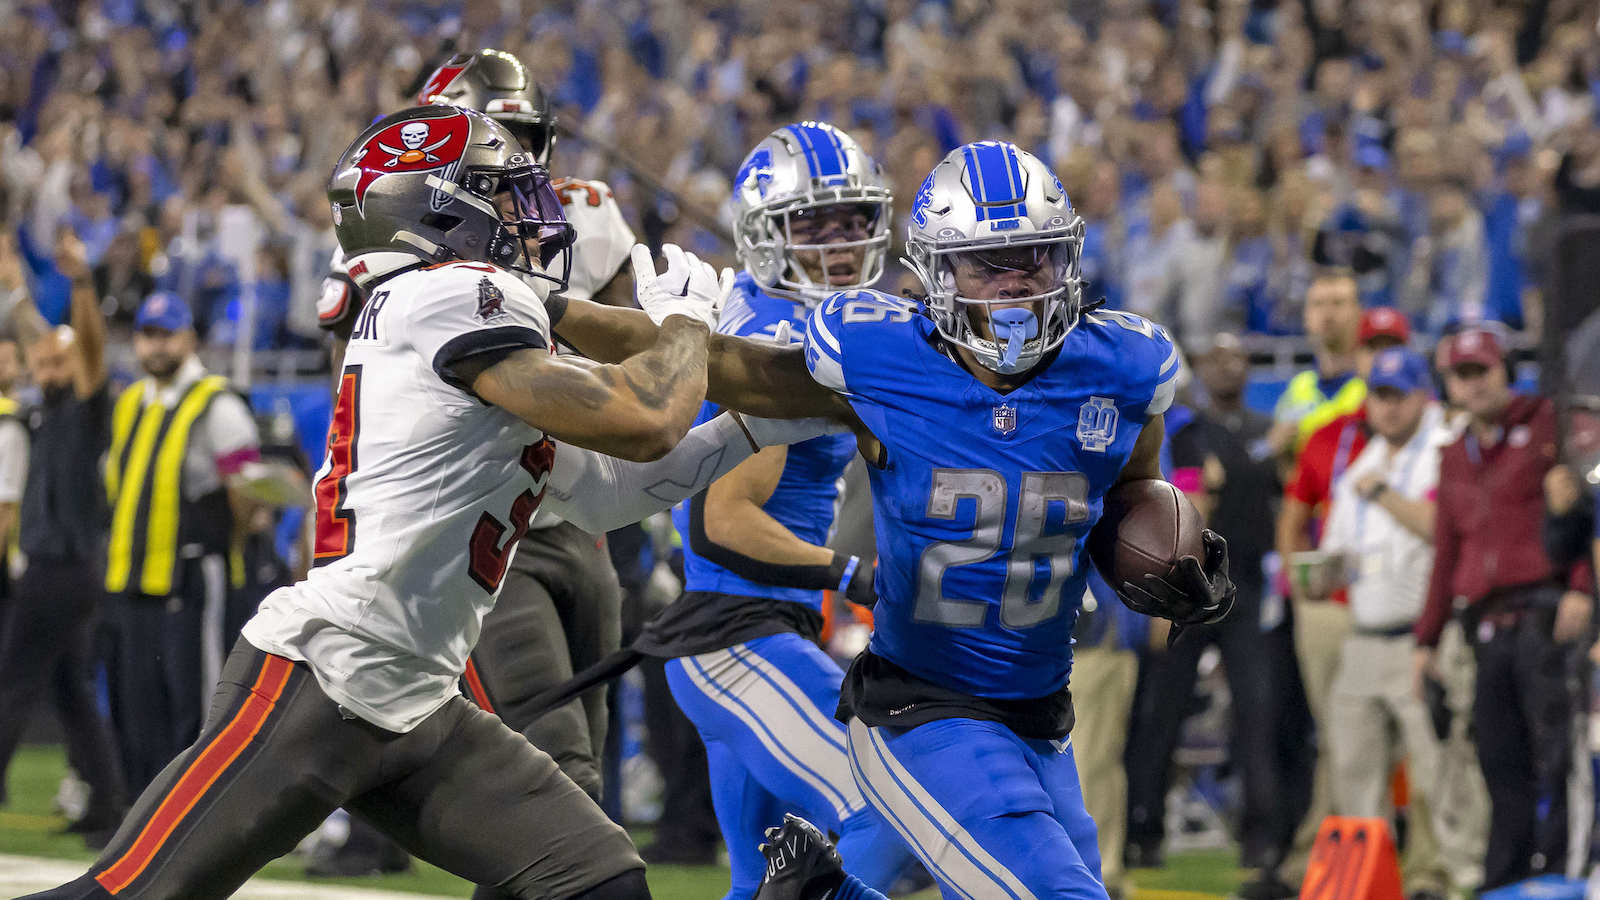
[846,715,1109,900]
[667,634,913,899]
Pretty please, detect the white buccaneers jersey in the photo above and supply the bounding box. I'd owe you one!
[553,177,635,302]
[244,261,558,733]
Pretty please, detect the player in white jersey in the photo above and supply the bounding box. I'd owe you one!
[314,55,638,850]
[26,106,830,900]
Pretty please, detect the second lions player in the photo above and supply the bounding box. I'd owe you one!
[653,123,914,898]
[25,106,833,900]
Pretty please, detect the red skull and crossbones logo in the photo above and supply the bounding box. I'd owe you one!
[349,110,472,212]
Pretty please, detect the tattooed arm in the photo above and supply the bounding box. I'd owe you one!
[457,316,710,462]
[547,294,848,419]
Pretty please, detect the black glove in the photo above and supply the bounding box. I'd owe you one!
[1115,530,1236,636]
[832,554,877,607]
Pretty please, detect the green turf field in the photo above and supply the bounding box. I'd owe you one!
[0,745,1241,898]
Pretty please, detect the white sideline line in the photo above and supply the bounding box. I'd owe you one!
[0,853,461,899]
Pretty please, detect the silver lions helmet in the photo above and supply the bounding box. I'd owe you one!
[905,141,1085,375]
[730,122,892,304]
[327,105,573,295]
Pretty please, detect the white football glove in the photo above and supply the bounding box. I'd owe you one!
[630,243,733,330]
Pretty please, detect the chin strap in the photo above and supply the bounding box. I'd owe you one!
[990,307,1040,370]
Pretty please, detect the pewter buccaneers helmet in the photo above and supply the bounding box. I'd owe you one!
[905,141,1085,375]
[417,50,557,166]
[327,105,573,291]
[731,122,893,304]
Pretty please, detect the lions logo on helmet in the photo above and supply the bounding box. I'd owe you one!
[905,141,1085,376]
[730,122,893,305]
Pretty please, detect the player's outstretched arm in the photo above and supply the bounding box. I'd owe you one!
[547,295,849,420]
[464,315,710,462]
[542,412,841,534]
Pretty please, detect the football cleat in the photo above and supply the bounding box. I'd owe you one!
[754,814,847,900]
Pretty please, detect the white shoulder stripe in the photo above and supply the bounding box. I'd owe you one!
[1150,372,1177,416]
[807,308,842,356]
[1158,344,1180,377]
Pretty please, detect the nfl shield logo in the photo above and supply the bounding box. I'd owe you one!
[991,403,1017,436]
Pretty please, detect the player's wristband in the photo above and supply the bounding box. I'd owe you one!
[834,554,861,593]
[543,290,569,326]
[829,552,876,606]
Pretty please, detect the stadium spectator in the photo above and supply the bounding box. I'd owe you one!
[1272,303,1409,880]
[1401,176,1491,335]
[0,231,125,844]
[1481,133,1547,332]
[1267,269,1366,461]
[1414,326,1596,889]
[0,0,1596,893]
[1125,334,1308,897]
[1319,347,1456,900]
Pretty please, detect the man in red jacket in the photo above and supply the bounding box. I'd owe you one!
[1413,326,1595,890]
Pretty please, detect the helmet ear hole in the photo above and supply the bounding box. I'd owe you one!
[420,212,463,232]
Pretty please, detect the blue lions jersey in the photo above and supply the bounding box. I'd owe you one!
[805,290,1178,698]
[672,274,858,611]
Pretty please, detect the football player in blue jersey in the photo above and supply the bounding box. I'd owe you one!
[546,140,1234,900]
[641,123,914,900]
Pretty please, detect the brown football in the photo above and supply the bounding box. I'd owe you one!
[1086,479,1205,591]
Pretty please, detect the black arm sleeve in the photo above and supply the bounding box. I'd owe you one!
[685,490,851,591]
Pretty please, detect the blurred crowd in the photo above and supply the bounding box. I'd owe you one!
[2,0,1599,354]
[1,0,1599,896]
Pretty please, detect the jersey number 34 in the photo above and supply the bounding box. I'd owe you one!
[313,367,556,594]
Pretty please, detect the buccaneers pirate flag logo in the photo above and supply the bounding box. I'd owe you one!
[349,110,472,213]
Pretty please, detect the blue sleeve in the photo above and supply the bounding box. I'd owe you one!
[803,289,922,396]
[717,285,796,343]
[15,225,70,326]
[803,291,853,394]
[1085,307,1181,418]
[1149,326,1180,418]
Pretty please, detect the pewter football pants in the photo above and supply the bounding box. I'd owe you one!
[24,640,643,900]
[467,520,623,802]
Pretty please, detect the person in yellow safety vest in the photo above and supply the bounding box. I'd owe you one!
[1268,269,1367,464]
[103,292,271,795]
